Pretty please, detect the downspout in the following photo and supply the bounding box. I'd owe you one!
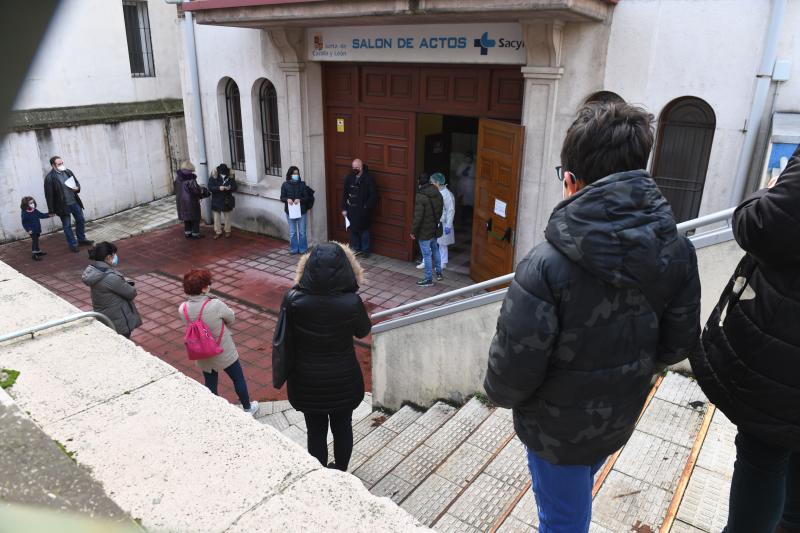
[729,0,785,206]
[182,1,211,221]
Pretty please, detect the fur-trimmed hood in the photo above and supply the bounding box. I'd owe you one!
[293,242,364,294]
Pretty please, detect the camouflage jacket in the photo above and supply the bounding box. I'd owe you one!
[484,170,701,465]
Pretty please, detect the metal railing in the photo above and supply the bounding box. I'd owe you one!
[0,312,115,344]
[371,206,738,329]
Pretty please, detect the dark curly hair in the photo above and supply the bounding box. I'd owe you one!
[88,242,118,261]
[183,268,212,295]
[20,196,36,210]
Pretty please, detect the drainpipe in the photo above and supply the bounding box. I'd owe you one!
[729,0,785,206]
[180,0,211,221]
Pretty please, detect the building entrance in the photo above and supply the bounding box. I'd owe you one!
[322,63,524,281]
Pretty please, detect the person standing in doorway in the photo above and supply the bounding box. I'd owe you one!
[281,166,312,254]
[416,172,455,271]
[484,101,701,532]
[341,159,377,258]
[411,174,444,287]
[456,151,475,225]
[208,163,237,239]
[44,155,93,252]
[690,145,800,533]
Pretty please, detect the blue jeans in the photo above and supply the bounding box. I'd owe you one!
[60,203,86,247]
[202,360,251,410]
[527,447,606,533]
[287,213,308,253]
[723,431,800,532]
[418,238,441,281]
[349,228,370,253]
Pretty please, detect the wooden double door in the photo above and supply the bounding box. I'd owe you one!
[323,63,524,282]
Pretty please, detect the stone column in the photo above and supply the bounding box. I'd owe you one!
[515,21,565,264]
[268,28,326,243]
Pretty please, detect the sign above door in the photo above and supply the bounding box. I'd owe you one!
[308,23,525,64]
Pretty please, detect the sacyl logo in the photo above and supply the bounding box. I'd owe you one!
[473,32,496,56]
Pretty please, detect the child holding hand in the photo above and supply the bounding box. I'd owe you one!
[21,196,53,261]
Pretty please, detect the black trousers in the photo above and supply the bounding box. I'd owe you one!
[303,409,354,471]
[31,232,40,253]
[184,220,200,236]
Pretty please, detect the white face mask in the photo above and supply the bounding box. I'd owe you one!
[28,202,36,209]
[56,164,66,172]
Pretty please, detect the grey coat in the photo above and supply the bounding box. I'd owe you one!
[178,294,239,373]
[82,261,142,336]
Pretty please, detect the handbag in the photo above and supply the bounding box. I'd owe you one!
[272,289,298,388]
[705,254,758,331]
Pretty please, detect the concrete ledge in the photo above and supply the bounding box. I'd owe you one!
[7,99,184,132]
[0,261,427,532]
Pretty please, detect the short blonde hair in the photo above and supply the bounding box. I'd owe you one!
[179,160,196,172]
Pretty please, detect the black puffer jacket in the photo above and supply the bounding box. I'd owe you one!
[691,146,800,450]
[485,170,701,465]
[208,173,237,212]
[412,183,444,241]
[287,243,371,413]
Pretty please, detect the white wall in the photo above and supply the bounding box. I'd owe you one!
[603,0,773,216]
[15,0,182,110]
[0,117,186,242]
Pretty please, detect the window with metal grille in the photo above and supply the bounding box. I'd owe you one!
[651,97,716,223]
[259,80,281,176]
[122,1,155,78]
[225,79,246,171]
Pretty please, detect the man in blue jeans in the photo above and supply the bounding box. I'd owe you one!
[44,155,93,252]
[411,174,443,287]
[485,101,701,532]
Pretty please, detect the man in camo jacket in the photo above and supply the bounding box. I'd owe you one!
[485,101,701,533]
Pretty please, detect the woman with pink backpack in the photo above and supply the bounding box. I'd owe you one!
[178,268,259,417]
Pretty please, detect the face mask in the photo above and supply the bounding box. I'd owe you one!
[28,202,36,209]
[291,174,300,181]
[352,168,360,174]
[56,164,66,172]
[111,254,119,267]
[219,174,227,179]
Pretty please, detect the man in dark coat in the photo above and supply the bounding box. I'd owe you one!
[341,158,377,257]
[43,155,93,252]
[411,174,444,286]
[208,163,237,239]
[691,145,800,533]
[485,101,701,532]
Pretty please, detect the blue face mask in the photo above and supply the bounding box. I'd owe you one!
[111,254,119,267]
[291,174,300,181]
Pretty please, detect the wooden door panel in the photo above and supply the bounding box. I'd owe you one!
[489,68,524,118]
[324,65,359,105]
[361,66,418,108]
[325,106,359,244]
[419,67,489,115]
[470,119,524,283]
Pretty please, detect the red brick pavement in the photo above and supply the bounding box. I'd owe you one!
[0,224,459,404]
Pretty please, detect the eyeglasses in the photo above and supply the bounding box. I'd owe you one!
[555,166,565,182]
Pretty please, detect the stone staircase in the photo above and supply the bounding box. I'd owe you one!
[257,372,736,532]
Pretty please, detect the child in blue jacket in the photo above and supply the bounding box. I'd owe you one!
[21,196,53,261]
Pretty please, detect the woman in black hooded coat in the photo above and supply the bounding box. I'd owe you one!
[286,242,371,471]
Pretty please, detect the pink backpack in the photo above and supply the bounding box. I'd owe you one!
[181,299,224,360]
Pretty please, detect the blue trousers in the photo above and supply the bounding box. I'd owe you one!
[349,228,370,253]
[527,448,606,533]
[202,360,251,410]
[60,203,86,247]
[418,238,442,282]
[287,213,308,253]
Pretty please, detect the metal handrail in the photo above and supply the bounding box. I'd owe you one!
[371,206,738,321]
[0,312,115,344]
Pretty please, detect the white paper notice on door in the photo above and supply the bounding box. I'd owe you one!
[288,203,302,220]
[494,199,507,218]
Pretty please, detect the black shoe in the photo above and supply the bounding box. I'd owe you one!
[32,254,41,261]
[436,272,444,281]
[36,251,46,256]
[416,278,434,287]
[77,240,94,246]
[69,246,79,253]
[361,252,371,259]
[185,233,192,239]
[189,234,204,239]
[326,462,337,469]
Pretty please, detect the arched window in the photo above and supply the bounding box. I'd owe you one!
[585,90,624,104]
[651,97,716,222]
[259,80,281,176]
[225,79,246,171]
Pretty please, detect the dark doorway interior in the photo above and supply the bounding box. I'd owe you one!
[415,113,478,275]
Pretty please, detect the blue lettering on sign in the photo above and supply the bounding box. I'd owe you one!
[352,38,393,49]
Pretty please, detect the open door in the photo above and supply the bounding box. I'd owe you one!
[469,119,524,283]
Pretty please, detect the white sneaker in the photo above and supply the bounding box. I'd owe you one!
[415,262,424,269]
[246,400,260,417]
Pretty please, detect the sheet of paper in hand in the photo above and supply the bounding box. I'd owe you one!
[288,202,302,219]
[64,176,78,190]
